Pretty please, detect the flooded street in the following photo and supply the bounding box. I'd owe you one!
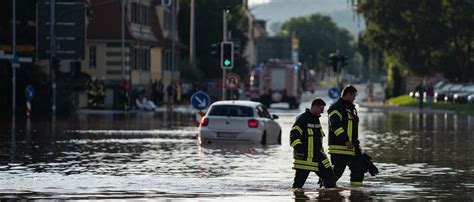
[1,100,473,200]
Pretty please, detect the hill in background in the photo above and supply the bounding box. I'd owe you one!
[250,0,365,38]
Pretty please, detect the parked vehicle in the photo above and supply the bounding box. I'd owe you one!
[467,94,474,104]
[249,59,301,109]
[454,85,474,103]
[198,101,282,145]
[434,83,454,102]
[443,84,465,102]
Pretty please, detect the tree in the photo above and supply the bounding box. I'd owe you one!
[354,0,473,82]
[178,0,248,80]
[279,14,356,73]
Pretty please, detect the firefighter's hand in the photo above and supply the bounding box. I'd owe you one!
[294,145,305,159]
[294,151,305,160]
[345,141,353,149]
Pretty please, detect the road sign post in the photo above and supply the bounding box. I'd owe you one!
[25,85,34,117]
[195,111,205,126]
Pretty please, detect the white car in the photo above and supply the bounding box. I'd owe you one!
[198,100,282,145]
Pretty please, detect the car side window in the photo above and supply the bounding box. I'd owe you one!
[261,106,272,118]
[257,105,271,119]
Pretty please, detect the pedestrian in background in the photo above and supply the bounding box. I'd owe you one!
[167,81,175,104]
[426,82,434,110]
[176,81,182,105]
[119,79,130,111]
[86,77,97,109]
[290,98,336,190]
[156,79,164,106]
[414,81,426,110]
[96,77,106,109]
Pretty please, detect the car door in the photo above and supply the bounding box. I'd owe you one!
[258,105,280,142]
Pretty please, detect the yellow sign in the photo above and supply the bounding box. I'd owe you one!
[0,45,35,53]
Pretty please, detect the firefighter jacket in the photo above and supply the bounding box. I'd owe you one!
[327,98,360,156]
[290,109,331,171]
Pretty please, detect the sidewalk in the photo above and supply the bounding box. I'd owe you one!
[358,101,455,114]
[77,105,197,115]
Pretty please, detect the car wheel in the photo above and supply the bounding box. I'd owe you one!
[260,131,267,145]
[277,130,282,145]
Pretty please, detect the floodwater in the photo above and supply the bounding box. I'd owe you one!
[0,104,473,200]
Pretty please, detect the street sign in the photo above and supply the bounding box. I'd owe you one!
[25,85,34,100]
[191,91,210,110]
[10,54,19,64]
[36,0,86,60]
[195,111,206,126]
[328,87,340,99]
[225,73,240,90]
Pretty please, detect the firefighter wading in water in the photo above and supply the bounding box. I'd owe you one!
[327,85,365,185]
[290,98,336,189]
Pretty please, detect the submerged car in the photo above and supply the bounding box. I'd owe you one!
[198,100,282,145]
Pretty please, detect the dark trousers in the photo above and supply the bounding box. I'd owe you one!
[331,154,365,184]
[292,163,336,188]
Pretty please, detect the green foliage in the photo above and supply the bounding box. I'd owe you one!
[355,0,473,82]
[0,61,88,118]
[279,14,355,71]
[178,0,248,80]
[0,61,50,118]
[387,95,474,115]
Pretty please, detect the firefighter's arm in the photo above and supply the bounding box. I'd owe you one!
[328,109,350,143]
[290,122,304,159]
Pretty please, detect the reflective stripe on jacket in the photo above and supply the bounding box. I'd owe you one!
[327,98,360,156]
[290,109,330,171]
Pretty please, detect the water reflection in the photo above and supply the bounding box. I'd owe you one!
[359,111,474,199]
[0,110,473,200]
[293,189,373,201]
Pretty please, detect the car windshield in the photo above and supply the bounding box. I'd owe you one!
[208,105,254,117]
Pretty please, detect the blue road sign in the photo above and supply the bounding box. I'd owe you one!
[25,85,34,100]
[10,54,19,64]
[191,91,210,110]
[328,87,340,99]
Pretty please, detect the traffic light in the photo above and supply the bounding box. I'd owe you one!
[221,42,233,69]
[328,53,339,73]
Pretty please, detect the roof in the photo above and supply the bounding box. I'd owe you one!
[88,0,164,46]
[210,100,262,108]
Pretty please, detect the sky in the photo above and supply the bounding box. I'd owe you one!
[248,0,272,6]
[247,0,365,37]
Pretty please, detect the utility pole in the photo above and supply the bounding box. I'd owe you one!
[222,9,228,100]
[49,0,57,115]
[121,0,126,80]
[190,0,195,69]
[12,0,16,129]
[171,0,175,83]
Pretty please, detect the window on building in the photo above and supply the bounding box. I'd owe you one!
[132,47,140,70]
[131,3,138,24]
[131,3,149,25]
[162,50,174,71]
[89,46,96,69]
[145,48,150,70]
[163,10,171,31]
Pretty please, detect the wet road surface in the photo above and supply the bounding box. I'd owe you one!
[1,96,473,200]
